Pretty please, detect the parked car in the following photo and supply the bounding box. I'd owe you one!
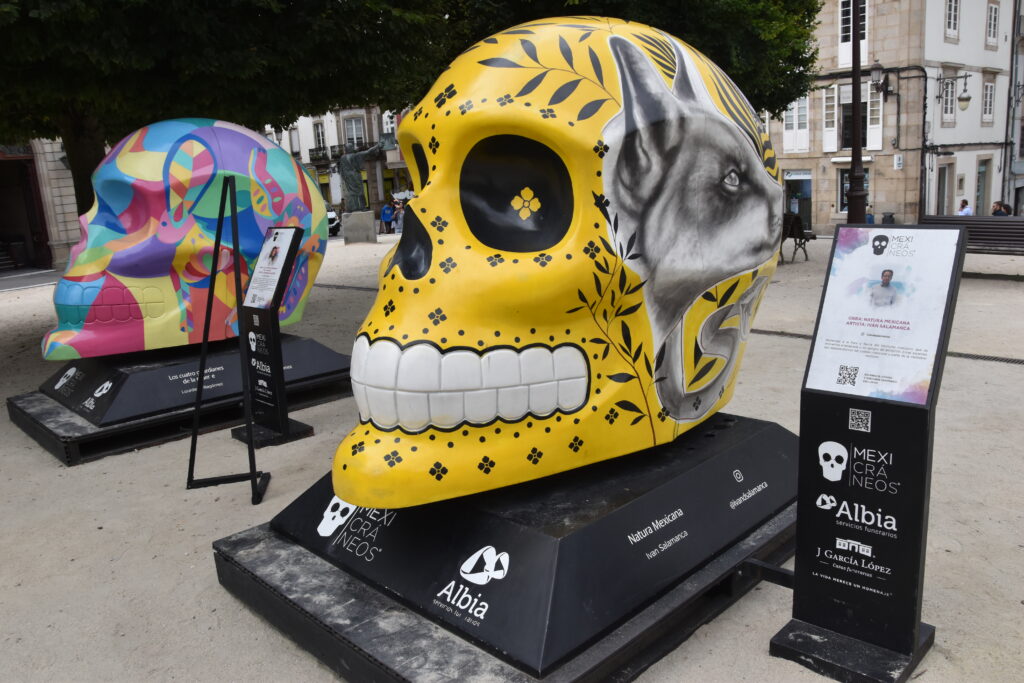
[327,209,340,236]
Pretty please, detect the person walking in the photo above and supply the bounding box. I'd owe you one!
[958,199,973,216]
[380,202,394,234]
[394,201,405,235]
[992,202,1008,216]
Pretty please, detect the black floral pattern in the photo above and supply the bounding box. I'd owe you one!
[459,100,474,114]
[533,253,552,267]
[434,84,457,108]
[477,456,496,474]
[430,216,448,231]
[526,447,543,464]
[540,107,556,119]
[384,451,403,467]
[604,407,619,424]
[351,441,365,455]
[583,241,600,259]
[593,140,610,157]
[429,461,449,480]
[383,300,395,316]
[440,257,457,273]
[497,94,514,106]
[487,254,505,267]
[428,308,447,325]
[428,136,440,154]
[568,436,584,452]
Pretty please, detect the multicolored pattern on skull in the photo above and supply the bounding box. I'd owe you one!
[333,17,783,509]
[42,118,327,360]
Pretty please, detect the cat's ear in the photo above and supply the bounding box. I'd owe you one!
[667,36,699,104]
[610,36,677,138]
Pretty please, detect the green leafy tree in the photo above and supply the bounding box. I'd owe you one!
[1,0,818,215]
[0,0,446,213]
[434,0,821,117]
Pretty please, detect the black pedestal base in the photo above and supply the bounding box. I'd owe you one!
[770,619,935,683]
[8,337,347,465]
[230,419,314,449]
[215,505,795,682]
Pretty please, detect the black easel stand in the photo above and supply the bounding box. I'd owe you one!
[186,176,270,505]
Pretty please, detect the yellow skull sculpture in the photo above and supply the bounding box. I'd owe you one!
[334,17,782,508]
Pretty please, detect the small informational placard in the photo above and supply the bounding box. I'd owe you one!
[781,225,964,666]
[240,227,303,435]
[243,227,303,309]
[804,226,960,405]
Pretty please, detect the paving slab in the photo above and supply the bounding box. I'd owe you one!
[1,236,1021,682]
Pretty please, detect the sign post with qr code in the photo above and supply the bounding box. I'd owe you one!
[771,225,966,682]
[232,226,314,448]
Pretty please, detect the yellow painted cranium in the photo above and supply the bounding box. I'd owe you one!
[334,17,782,508]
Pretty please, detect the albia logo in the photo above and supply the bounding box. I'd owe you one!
[816,493,838,510]
[459,545,510,585]
[93,380,113,398]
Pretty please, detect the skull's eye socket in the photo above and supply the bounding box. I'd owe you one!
[329,502,341,513]
[834,455,845,465]
[459,135,573,252]
[822,453,832,462]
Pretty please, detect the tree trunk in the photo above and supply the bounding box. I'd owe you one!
[58,108,108,216]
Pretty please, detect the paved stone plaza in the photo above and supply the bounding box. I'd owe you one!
[1,236,1021,681]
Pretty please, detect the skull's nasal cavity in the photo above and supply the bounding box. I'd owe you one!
[387,206,432,280]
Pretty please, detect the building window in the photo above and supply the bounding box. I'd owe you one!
[986,3,999,46]
[982,82,995,123]
[839,0,868,68]
[288,127,299,154]
[344,118,366,149]
[840,101,868,150]
[945,0,960,39]
[382,111,397,134]
[823,82,883,152]
[783,96,809,153]
[313,121,326,150]
[941,78,956,124]
[838,168,870,213]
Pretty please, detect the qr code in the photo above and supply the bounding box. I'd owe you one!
[252,314,260,327]
[849,408,872,433]
[837,365,859,386]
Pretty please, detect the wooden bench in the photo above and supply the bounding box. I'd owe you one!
[780,212,816,264]
[920,215,1024,255]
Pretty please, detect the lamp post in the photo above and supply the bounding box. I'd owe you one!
[847,0,867,224]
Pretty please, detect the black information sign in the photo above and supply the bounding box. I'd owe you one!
[772,226,965,680]
[239,227,303,435]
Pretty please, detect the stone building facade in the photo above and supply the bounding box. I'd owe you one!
[769,0,1015,233]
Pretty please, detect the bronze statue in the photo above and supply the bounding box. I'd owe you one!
[338,144,382,212]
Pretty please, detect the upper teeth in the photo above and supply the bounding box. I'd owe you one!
[349,336,589,431]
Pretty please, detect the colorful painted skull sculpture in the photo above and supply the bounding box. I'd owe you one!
[42,119,327,360]
[334,17,782,508]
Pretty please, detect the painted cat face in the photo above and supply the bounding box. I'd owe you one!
[42,119,327,360]
[333,17,782,509]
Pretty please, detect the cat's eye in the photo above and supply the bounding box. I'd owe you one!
[722,169,740,188]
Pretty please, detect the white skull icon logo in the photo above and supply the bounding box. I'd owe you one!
[248,331,257,353]
[317,496,355,537]
[818,441,848,482]
[54,367,77,391]
[459,545,510,585]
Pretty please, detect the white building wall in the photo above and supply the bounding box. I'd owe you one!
[923,0,1012,212]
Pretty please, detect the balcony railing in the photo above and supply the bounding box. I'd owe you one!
[308,146,330,163]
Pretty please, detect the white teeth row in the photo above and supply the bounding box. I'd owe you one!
[349,337,589,431]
